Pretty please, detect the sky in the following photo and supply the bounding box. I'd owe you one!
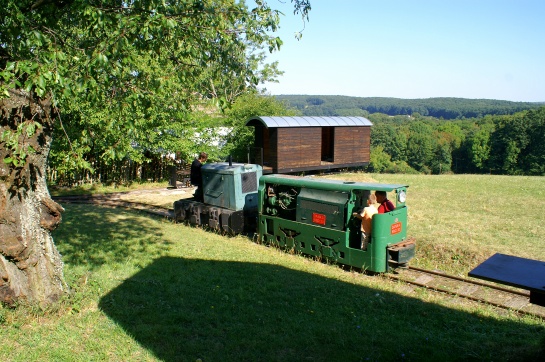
[260,0,545,102]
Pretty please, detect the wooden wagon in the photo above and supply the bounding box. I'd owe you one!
[245,116,372,174]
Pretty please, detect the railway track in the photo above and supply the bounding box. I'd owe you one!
[55,193,545,319]
[389,266,545,318]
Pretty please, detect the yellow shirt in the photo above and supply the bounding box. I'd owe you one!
[360,204,378,234]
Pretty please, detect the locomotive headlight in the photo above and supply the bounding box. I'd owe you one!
[398,190,407,203]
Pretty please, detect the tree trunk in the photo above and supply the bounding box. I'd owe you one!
[0,89,67,306]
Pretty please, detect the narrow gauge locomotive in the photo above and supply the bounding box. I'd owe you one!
[174,162,415,272]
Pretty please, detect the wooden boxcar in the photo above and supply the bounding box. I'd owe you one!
[245,116,372,174]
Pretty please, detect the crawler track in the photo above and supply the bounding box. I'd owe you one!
[389,266,545,318]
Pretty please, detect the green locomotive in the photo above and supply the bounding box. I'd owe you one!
[174,163,415,273]
[258,174,414,273]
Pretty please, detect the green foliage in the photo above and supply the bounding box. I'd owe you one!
[335,107,369,117]
[430,141,452,174]
[488,108,545,175]
[1,0,311,177]
[406,121,436,172]
[469,123,494,171]
[367,146,417,174]
[223,92,300,162]
[371,123,407,162]
[437,122,465,150]
[367,146,393,173]
[368,106,545,176]
[306,96,324,105]
[1,120,41,167]
[524,108,545,175]
[276,95,543,119]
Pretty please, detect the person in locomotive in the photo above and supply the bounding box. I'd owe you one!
[190,152,208,202]
[352,193,378,251]
[375,190,395,213]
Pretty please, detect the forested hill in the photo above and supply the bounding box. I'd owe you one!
[274,95,544,119]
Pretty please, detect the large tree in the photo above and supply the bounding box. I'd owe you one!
[0,0,310,306]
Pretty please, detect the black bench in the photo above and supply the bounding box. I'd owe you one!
[468,253,545,306]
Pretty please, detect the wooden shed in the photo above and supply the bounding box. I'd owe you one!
[245,116,373,174]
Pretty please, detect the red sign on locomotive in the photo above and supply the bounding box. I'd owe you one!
[391,222,402,235]
[312,212,326,225]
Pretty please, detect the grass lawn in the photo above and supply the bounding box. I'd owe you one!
[1,174,544,361]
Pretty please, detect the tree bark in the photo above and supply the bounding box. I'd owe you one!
[0,89,67,306]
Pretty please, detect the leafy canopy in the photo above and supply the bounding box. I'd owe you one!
[0,0,311,167]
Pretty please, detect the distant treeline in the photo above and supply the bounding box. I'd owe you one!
[364,108,545,175]
[275,95,544,119]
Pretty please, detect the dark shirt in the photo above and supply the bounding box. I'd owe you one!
[378,199,395,214]
[190,159,203,186]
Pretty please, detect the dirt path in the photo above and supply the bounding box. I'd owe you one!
[53,186,196,210]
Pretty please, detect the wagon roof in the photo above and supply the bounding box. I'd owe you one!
[245,116,373,128]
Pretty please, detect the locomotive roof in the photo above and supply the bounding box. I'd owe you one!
[245,116,373,128]
[259,174,408,192]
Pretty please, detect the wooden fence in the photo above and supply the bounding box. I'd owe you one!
[47,155,180,186]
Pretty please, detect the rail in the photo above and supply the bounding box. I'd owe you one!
[387,266,545,318]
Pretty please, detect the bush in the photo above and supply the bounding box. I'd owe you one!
[368,147,418,174]
[385,161,419,174]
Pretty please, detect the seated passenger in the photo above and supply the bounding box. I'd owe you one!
[375,190,395,214]
[352,194,378,250]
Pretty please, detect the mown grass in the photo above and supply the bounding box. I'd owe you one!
[1,174,545,361]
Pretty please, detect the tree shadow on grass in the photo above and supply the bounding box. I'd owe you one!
[53,204,173,269]
[99,257,545,362]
